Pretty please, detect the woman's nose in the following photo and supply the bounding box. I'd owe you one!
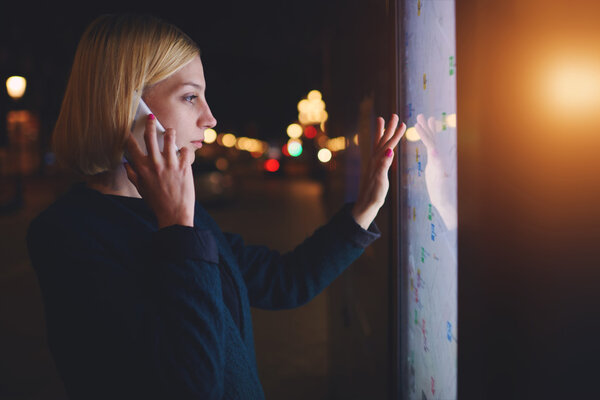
[206,112,217,129]
[199,103,217,129]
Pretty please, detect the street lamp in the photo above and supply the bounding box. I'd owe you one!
[1,76,28,212]
[6,76,27,100]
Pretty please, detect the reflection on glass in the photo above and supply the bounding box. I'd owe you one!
[415,114,457,231]
[400,0,458,399]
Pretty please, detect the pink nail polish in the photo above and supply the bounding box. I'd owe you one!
[148,114,155,120]
[385,148,393,158]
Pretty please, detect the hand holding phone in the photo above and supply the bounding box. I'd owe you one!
[130,97,166,155]
[123,97,195,228]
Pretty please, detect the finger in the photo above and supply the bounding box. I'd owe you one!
[178,146,194,167]
[415,123,434,149]
[144,114,161,163]
[374,116,385,148]
[123,161,139,188]
[384,121,407,151]
[377,146,396,175]
[124,134,144,166]
[427,116,437,134]
[414,122,426,139]
[379,114,399,151]
[163,128,178,167]
[415,113,434,141]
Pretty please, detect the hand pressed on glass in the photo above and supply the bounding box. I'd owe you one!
[352,113,407,229]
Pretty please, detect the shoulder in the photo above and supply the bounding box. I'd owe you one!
[28,182,87,230]
[27,182,108,251]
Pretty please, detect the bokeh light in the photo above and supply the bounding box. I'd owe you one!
[307,90,322,101]
[405,126,420,142]
[264,158,280,172]
[287,123,303,139]
[221,133,237,148]
[325,136,347,152]
[297,99,310,113]
[235,136,247,150]
[317,135,328,148]
[204,128,217,144]
[287,139,303,157]
[320,110,328,122]
[267,145,281,159]
[215,157,229,171]
[304,125,317,139]
[6,76,26,100]
[297,90,328,126]
[317,148,332,163]
[445,113,457,128]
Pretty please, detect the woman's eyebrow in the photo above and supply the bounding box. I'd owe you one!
[181,82,204,90]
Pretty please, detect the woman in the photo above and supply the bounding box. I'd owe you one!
[27,14,405,399]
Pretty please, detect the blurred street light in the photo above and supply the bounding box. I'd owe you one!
[264,158,280,172]
[204,128,217,143]
[286,123,303,139]
[221,133,237,148]
[307,90,322,101]
[325,136,347,152]
[304,125,317,139]
[287,138,303,157]
[6,76,26,100]
[317,148,332,163]
[297,89,328,126]
[406,126,420,142]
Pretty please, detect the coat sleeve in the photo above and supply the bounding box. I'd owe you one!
[223,203,381,310]
[27,219,226,400]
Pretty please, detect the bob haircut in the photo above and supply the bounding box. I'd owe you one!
[52,14,200,176]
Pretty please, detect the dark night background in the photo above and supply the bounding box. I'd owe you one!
[0,1,337,149]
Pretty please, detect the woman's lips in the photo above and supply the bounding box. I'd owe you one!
[191,141,203,148]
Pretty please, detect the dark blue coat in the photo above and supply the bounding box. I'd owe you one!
[26,182,380,399]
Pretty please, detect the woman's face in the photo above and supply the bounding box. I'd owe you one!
[143,56,217,161]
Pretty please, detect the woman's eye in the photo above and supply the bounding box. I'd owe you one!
[184,95,198,103]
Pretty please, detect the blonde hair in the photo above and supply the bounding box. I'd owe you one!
[52,14,200,175]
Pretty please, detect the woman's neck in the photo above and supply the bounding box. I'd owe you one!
[85,164,141,198]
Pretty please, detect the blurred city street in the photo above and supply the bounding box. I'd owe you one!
[0,165,337,400]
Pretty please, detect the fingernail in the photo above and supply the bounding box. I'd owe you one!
[148,114,155,120]
[385,148,393,158]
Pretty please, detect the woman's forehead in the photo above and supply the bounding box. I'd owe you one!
[156,57,206,92]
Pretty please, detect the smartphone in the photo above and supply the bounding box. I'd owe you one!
[130,97,166,156]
